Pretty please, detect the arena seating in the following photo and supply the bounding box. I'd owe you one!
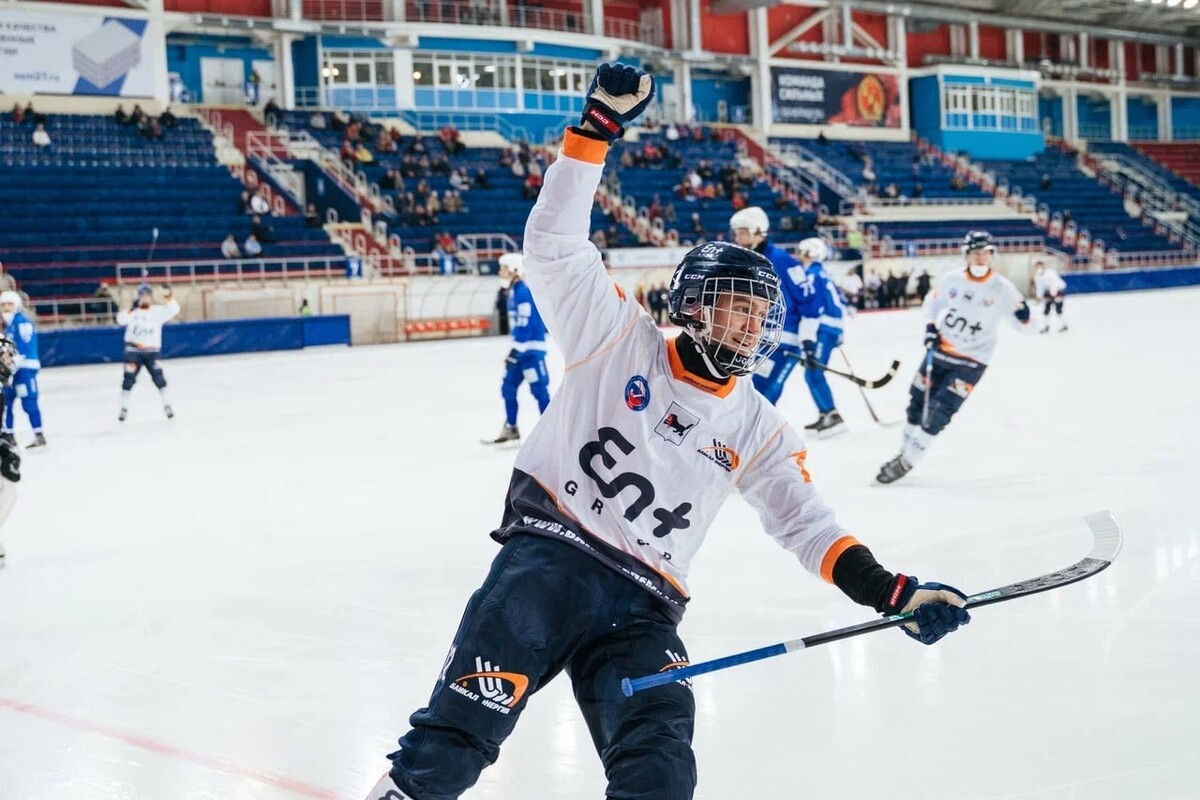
[609,127,817,243]
[865,217,1046,247]
[770,137,993,203]
[980,149,1179,253]
[0,114,346,301]
[1089,141,1200,204]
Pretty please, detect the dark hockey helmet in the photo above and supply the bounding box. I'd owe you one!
[667,241,785,377]
[961,230,996,254]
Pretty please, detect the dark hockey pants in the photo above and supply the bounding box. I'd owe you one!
[122,350,167,391]
[388,534,697,800]
[906,356,986,435]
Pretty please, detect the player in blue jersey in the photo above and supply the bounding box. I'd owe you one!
[0,337,21,568]
[484,252,551,445]
[735,208,807,406]
[0,292,45,449]
[791,237,847,436]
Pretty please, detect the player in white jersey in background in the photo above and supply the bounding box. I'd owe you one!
[366,63,970,800]
[876,231,1031,484]
[1033,260,1068,333]
[0,339,23,568]
[116,284,180,422]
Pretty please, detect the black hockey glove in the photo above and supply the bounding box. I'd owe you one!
[799,339,817,368]
[0,439,21,483]
[580,62,655,143]
[505,349,520,368]
[1014,301,1030,323]
[923,323,939,350]
[881,573,970,645]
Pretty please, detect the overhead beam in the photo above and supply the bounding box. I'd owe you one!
[710,0,778,13]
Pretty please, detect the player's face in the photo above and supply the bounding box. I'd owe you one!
[732,228,759,249]
[966,249,992,270]
[0,303,15,315]
[138,294,152,308]
[710,291,770,355]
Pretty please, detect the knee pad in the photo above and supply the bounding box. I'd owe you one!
[1054,300,1064,314]
[922,404,954,435]
[122,372,137,391]
[150,368,167,389]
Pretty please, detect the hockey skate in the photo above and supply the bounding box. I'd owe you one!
[803,416,823,430]
[118,408,128,422]
[1038,323,1050,334]
[26,433,47,449]
[812,410,847,438]
[482,423,520,446]
[875,454,914,484]
[0,542,5,569]
[364,772,410,800]
[0,433,14,447]
[164,404,175,419]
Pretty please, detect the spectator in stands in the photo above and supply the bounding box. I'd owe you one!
[664,123,680,142]
[473,168,491,189]
[305,203,322,228]
[339,140,356,167]
[949,174,967,191]
[817,130,828,146]
[380,169,400,190]
[521,173,543,200]
[865,270,882,308]
[664,203,677,223]
[9,103,24,124]
[220,234,242,259]
[1062,209,1073,227]
[377,129,397,154]
[31,123,51,149]
[427,191,442,216]
[590,228,607,250]
[690,212,703,235]
[414,205,437,227]
[251,215,272,244]
[1040,173,1052,191]
[330,111,347,131]
[243,233,263,257]
[912,182,924,199]
[354,143,375,165]
[648,195,663,222]
[262,98,280,128]
[433,235,456,275]
[406,137,428,156]
[450,168,471,192]
[310,111,327,130]
[439,124,464,155]
[299,298,313,317]
[685,168,702,194]
[884,182,900,200]
[237,190,252,215]
[862,157,876,184]
[114,104,130,125]
[731,193,747,211]
[250,188,271,216]
[840,267,864,310]
[160,106,177,127]
[130,104,145,125]
[499,148,514,168]
[24,102,45,124]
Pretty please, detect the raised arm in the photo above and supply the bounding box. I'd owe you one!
[520,63,655,367]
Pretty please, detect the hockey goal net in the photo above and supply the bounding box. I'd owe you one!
[319,283,407,344]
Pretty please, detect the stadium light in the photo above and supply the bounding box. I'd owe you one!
[1167,0,1182,7]
[1186,0,1198,8]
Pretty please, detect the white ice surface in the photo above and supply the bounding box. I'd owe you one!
[1,288,1198,800]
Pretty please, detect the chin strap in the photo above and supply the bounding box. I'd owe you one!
[678,330,731,381]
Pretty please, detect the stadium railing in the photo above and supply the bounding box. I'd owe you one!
[115,256,351,286]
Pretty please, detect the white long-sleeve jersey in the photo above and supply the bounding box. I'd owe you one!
[492,130,858,615]
[1034,267,1067,298]
[924,268,1028,367]
[116,298,180,351]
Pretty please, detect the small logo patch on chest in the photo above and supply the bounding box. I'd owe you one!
[654,401,699,445]
[624,375,651,411]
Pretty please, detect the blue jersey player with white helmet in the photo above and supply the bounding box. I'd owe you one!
[792,237,847,436]
[485,252,551,445]
[0,291,45,449]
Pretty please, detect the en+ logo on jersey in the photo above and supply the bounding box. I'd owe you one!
[624,375,650,411]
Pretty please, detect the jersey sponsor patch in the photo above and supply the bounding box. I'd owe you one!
[655,401,699,445]
[624,375,651,411]
[696,439,740,472]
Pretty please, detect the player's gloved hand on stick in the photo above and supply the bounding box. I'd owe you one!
[0,439,21,483]
[923,323,939,350]
[580,62,655,143]
[882,574,970,645]
[505,349,520,368]
[1014,301,1030,323]
[800,339,817,368]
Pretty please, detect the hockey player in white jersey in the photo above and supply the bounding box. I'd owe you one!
[366,63,970,800]
[0,338,23,569]
[116,284,180,422]
[876,231,1031,484]
[1033,260,1068,333]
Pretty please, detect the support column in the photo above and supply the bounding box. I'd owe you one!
[841,3,853,49]
[586,0,602,38]
[289,0,302,23]
[1063,86,1079,142]
[1079,33,1089,70]
[275,34,296,111]
[1007,28,1023,64]
[749,7,771,134]
[675,61,694,122]
[388,0,405,22]
[1115,41,1128,141]
[892,15,910,132]
[969,21,979,60]
[1175,43,1185,78]
[1158,92,1173,142]
[1109,91,1125,143]
[689,0,702,52]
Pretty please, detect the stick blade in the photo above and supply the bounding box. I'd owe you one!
[1083,510,1123,564]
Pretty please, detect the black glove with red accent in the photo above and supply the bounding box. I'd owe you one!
[923,323,939,350]
[580,62,655,143]
[881,573,970,645]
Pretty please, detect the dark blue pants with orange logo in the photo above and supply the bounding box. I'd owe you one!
[906,355,986,435]
[387,534,696,800]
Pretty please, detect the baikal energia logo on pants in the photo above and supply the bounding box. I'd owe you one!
[449,657,530,715]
